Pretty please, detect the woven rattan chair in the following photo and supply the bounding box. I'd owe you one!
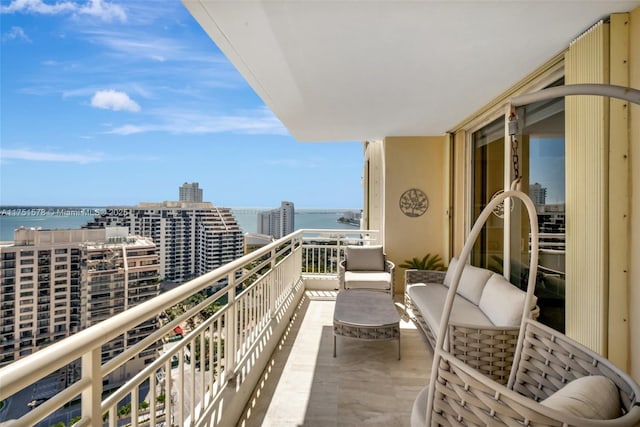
[337,245,395,294]
[412,189,640,427]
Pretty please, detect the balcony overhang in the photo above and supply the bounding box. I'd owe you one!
[183,0,639,142]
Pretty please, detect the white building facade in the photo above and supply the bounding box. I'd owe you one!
[85,202,244,282]
[257,201,295,239]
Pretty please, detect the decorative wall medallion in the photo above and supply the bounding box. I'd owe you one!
[489,189,514,219]
[399,188,429,217]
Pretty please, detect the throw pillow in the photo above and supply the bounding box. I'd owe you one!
[540,375,621,420]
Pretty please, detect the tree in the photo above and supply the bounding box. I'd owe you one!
[118,402,131,417]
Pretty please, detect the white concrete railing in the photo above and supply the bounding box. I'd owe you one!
[0,229,378,427]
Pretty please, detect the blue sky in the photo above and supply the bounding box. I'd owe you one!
[0,0,364,208]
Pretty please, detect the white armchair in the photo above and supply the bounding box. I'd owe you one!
[338,245,395,294]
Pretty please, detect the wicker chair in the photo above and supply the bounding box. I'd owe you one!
[412,189,640,427]
[337,245,395,294]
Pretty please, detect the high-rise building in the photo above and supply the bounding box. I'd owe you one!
[257,201,295,239]
[0,227,160,388]
[179,182,203,203]
[84,201,244,282]
[529,182,548,205]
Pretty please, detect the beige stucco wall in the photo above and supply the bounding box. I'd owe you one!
[383,136,448,293]
[629,6,640,383]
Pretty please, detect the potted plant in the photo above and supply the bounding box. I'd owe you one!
[399,253,445,271]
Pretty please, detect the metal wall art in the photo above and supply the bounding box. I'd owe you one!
[399,188,429,217]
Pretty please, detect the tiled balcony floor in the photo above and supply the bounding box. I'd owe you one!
[237,290,434,427]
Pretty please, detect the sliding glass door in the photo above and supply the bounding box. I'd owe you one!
[470,89,566,332]
[471,117,504,271]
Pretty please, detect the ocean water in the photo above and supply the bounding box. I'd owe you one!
[0,206,360,241]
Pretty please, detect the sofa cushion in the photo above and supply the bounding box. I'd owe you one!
[540,375,621,420]
[344,271,391,291]
[479,274,536,327]
[346,245,385,271]
[408,284,493,334]
[443,258,493,305]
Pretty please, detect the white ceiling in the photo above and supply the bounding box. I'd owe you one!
[183,1,640,142]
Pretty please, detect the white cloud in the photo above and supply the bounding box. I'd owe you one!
[91,89,140,112]
[106,107,288,136]
[1,0,126,23]
[82,29,192,63]
[0,148,102,164]
[108,124,144,135]
[77,0,125,22]
[2,26,31,42]
[1,0,75,15]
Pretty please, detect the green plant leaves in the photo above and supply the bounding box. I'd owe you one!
[398,253,445,271]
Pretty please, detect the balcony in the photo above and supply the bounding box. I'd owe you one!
[0,229,431,426]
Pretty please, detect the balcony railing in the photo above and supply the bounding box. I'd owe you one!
[0,229,377,427]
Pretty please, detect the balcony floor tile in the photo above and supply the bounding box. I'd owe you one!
[238,291,433,426]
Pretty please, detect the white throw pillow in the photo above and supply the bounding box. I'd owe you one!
[443,258,493,305]
[346,245,385,271]
[541,375,621,420]
[443,257,458,287]
[478,274,533,326]
[457,264,493,305]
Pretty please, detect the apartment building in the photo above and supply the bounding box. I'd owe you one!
[84,201,244,282]
[257,201,295,239]
[0,227,160,387]
[179,182,203,203]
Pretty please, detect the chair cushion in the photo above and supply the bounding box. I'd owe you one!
[408,284,493,333]
[346,245,385,271]
[410,384,430,427]
[344,271,391,291]
[479,274,536,327]
[541,375,621,420]
[443,258,493,305]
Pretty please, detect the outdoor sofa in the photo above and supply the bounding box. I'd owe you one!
[405,257,538,384]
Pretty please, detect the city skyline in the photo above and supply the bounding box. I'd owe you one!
[0,0,364,208]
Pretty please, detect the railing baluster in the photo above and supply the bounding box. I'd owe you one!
[81,348,102,427]
[164,359,172,427]
[190,336,196,423]
[216,316,222,386]
[149,369,157,426]
[200,329,206,417]
[109,405,116,426]
[131,386,139,427]
[178,347,185,427]
[213,323,218,395]
[226,273,237,377]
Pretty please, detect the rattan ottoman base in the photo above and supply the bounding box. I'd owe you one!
[333,290,401,359]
